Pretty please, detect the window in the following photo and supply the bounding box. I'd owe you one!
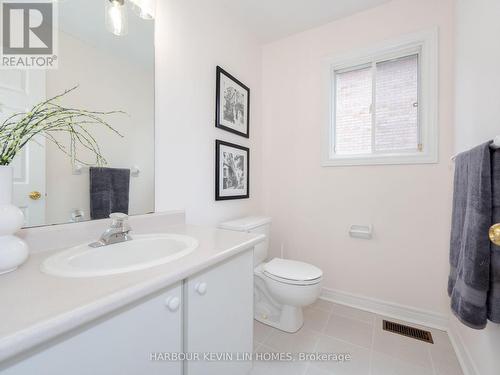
[322,30,438,166]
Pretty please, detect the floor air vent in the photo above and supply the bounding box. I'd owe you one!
[382,320,433,344]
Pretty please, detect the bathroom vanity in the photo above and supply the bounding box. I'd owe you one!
[0,212,263,375]
[0,1,260,373]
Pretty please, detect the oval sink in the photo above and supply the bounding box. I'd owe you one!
[41,234,199,278]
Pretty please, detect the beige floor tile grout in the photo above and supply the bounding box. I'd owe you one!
[320,330,373,351]
[320,311,374,350]
[428,345,438,375]
[327,304,377,325]
[323,307,335,331]
[253,303,459,375]
[308,309,330,334]
[301,332,320,375]
[367,314,377,375]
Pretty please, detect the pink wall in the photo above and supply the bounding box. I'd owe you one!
[262,0,455,316]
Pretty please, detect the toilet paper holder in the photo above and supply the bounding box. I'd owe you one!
[349,225,373,240]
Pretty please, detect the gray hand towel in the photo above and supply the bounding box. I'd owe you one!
[488,149,500,323]
[89,167,130,220]
[448,142,492,329]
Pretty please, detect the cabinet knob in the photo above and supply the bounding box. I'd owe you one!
[490,223,500,246]
[195,282,207,295]
[165,296,180,312]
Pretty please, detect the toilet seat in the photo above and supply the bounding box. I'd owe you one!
[262,258,322,286]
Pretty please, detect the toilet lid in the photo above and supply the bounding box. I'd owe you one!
[263,258,322,282]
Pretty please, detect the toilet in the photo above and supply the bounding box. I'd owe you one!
[219,216,323,333]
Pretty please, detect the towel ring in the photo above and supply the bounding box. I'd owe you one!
[489,224,500,246]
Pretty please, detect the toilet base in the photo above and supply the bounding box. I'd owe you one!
[255,305,304,333]
[254,265,315,333]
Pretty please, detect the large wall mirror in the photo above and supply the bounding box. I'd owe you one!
[0,0,155,228]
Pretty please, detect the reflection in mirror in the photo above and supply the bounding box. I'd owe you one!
[0,0,155,228]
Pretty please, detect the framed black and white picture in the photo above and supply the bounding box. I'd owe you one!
[215,140,249,200]
[216,66,250,138]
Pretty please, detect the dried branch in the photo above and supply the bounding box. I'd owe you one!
[0,86,124,166]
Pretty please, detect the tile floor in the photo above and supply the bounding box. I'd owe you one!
[251,299,463,375]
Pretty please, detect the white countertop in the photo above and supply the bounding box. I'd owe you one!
[0,224,264,362]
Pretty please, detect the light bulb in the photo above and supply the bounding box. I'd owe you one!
[105,0,128,36]
[130,0,155,20]
[137,8,153,20]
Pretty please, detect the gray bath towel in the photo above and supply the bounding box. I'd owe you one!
[89,167,130,220]
[489,149,500,323]
[448,142,492,329]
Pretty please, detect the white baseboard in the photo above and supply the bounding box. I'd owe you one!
[447,320,479,375]
[320,287,449,331]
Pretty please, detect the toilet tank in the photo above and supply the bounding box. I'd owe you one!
[218,216,272,265]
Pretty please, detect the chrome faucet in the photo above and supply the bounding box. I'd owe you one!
[89,213,133,248]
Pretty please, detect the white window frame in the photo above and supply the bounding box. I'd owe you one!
[321,28,438,167]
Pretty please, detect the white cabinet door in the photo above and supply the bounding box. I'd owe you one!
[1,283,183,375]
[185,250,254,375]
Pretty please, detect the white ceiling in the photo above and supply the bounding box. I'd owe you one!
[56,0,391,67]
[58,0,154,69]
[214,0,392,43]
